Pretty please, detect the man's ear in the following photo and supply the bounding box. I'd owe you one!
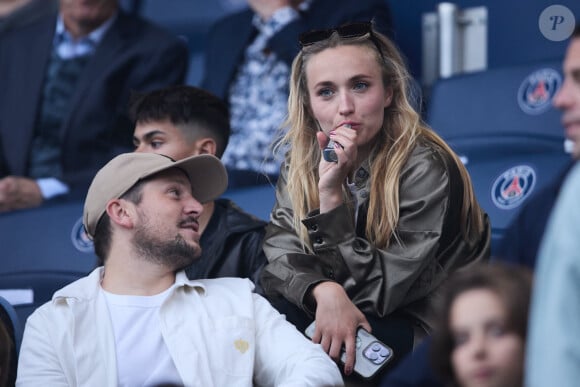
[194,138,217,156]
[105,199,134,230]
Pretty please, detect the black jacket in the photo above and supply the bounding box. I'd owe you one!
[186,198,268,295]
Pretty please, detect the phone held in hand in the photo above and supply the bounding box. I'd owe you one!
[322,124,350,163]
[304,320,394,380]
[323,140,338,162]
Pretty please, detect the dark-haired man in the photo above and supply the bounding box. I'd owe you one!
[131,85,268,293]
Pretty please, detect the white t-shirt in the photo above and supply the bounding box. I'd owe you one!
[103,286,182,387]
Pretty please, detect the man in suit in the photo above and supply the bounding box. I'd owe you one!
[202,0,392,188]
[0,0,188,212]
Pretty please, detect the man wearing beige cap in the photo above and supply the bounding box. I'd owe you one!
[16,152,343,386]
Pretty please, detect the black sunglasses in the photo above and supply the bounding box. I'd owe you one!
[298,22,373,47]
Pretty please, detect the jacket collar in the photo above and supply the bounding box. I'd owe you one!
[53,267,206,302]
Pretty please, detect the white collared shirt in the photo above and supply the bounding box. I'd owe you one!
[53,12,116,59]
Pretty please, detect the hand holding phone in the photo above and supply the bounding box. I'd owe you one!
[304,320,394,380]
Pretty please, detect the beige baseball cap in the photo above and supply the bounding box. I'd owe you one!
[83,152,227,239]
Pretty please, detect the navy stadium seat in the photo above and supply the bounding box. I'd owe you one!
[0,199,97,333]
[426,60,571,254]
[136,0,246,86]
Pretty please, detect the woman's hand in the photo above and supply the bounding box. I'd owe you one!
[316,124,357,213]
[311,281,371,375]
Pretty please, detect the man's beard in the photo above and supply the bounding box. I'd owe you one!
[132,219,200,271]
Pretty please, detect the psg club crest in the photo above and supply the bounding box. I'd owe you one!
[71,216,94,253]
[517,68,561,115]
[491,165,536,210]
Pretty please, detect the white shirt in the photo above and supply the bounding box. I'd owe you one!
[103,287,182,387]
[17,268,343,387]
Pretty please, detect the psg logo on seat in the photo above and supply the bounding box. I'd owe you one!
[491,165,536,210]
[517,68,561,115]
[71,216,94,253]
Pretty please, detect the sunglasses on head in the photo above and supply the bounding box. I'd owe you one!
[298,22,374,47]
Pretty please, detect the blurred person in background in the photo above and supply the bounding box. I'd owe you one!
[431,263,532,387]
[526,28,580,384]
[0,0,188,213]
[525,161,580,387]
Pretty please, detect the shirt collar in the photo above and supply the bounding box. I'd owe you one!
[53,268,206,301]
[174,270,207,296]
[54,11,118,47]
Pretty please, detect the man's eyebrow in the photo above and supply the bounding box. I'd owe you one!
[141,130,165,141]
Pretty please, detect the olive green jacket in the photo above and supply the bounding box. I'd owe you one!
[261,141,490,335]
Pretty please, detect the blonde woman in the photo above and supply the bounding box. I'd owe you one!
[261,22,490,378]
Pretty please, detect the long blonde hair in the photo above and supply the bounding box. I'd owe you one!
[276,26,484,250]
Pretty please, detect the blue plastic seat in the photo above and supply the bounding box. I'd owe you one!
[0,199,97,335]
[426,61,570,254]
[136,0,246,86]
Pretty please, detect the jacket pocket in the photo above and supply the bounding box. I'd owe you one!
[209,316,256,378]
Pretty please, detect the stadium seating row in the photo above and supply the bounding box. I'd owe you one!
[427,60,570,254]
